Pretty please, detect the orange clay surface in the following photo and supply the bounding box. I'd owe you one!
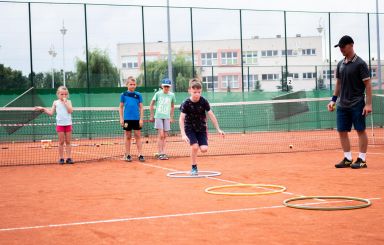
[0,146,383,244]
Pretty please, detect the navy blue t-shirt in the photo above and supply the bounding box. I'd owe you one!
[180,97,211,132]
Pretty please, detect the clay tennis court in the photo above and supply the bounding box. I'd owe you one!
[0,143,383,244]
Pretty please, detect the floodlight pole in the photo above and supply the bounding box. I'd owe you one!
[376,0,382,90]
[60,21,67,87]
[48,45,57,89]
[166,0,174,90]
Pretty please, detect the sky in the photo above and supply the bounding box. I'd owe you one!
[1,0,383,75]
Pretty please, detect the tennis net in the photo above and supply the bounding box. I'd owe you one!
[1,95,383,166]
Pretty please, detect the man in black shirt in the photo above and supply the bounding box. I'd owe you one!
[328,35,372,169]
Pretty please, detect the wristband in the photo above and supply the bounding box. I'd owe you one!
[331,95,338,102]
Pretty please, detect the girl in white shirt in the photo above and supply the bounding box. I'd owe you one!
[36,86,74,164]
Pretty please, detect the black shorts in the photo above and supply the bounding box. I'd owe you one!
[186,130,208,146]
[123,120,141,131]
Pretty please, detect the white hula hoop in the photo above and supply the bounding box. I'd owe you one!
[167,171,221,178]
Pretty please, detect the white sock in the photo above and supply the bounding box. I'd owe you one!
[344,152,352,161]
[358,153,366,161]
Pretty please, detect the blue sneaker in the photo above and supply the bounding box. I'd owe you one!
[58,158,65,164]
[190,165,198,176]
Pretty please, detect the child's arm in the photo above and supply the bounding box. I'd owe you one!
[179,112,189,143]
[119,102,124,126]
[207,110,225,136]
[35,101,56,116]
[63,99,73,114]
[149,100,155,122]
[170,102,175,123]
[139,103,144,127]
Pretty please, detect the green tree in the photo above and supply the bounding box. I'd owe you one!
[137,54,195,91]
[276,72,293,92]
[75,49,120,88]
[254,80,262,91]
[0,64,29,89]
[316,76,327,90]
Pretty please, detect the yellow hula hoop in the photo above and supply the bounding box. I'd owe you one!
[205,184,287,196]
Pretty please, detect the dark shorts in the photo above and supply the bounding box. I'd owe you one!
[186,130,208,146]
[337,100,366,132]
[123,120,141,131]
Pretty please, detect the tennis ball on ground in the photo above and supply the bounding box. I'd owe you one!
[289,144,293,149]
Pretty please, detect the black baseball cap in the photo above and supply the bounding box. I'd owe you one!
[334,35,354,48]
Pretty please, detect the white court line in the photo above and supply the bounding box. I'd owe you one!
[0,197,380,232]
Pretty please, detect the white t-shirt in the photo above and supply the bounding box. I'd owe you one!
[54,100,72,126]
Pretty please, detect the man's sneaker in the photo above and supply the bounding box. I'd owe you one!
[335,157,352,168]
[190,165,198,176]
[159,154,169,160]
[58,158,65,164]
[138,155,145,162]
[124,154,132,162]
[66,158,74,164]
[351,158,367,169]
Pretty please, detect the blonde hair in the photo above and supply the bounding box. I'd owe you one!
[56,86,69,97]
[125,76,136,85]
[189,78,202,89]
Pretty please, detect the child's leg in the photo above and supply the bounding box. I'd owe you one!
[57,132,65,159]
[199,145,208,153]
[125,130,132,155]
[65,131,72,158]
[134,130,142,155]
[157,129,165,154]
[191,143,199,164]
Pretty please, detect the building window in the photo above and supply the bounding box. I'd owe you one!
[201,52,218,66]
[371,68,377,78]
[221,52,238,65]
[146,55,159,62]
[302,49,316,56]
[261,74,279,80]
[282,49,294,56]
[202,76,218,90]
[242,51,258,64]
[322,70,335,79]
[221,75,239,88]
[243,74,259,90]
[121,56,138,69]
[261,50,279,57]
[287,73,299,79]
[303,72,316,79]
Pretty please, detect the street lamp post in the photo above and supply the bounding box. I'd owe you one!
[60,21,67,87]
[48,45,57,89]
[316,20,326,62]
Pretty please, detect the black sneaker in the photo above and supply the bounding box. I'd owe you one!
[66,158,74,164]
[58,158,65,164]
[138,155,145,162]
[351,158,367,169]
[124,154,132,162]
[335,157,352,168]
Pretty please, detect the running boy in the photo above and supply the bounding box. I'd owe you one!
[119,76,145,162]
[149,78,176,160]
[35,86,74,164]
[179,78,224,175]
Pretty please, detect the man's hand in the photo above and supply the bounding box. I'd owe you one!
[327,101,336,112]
[362,104,372,116]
